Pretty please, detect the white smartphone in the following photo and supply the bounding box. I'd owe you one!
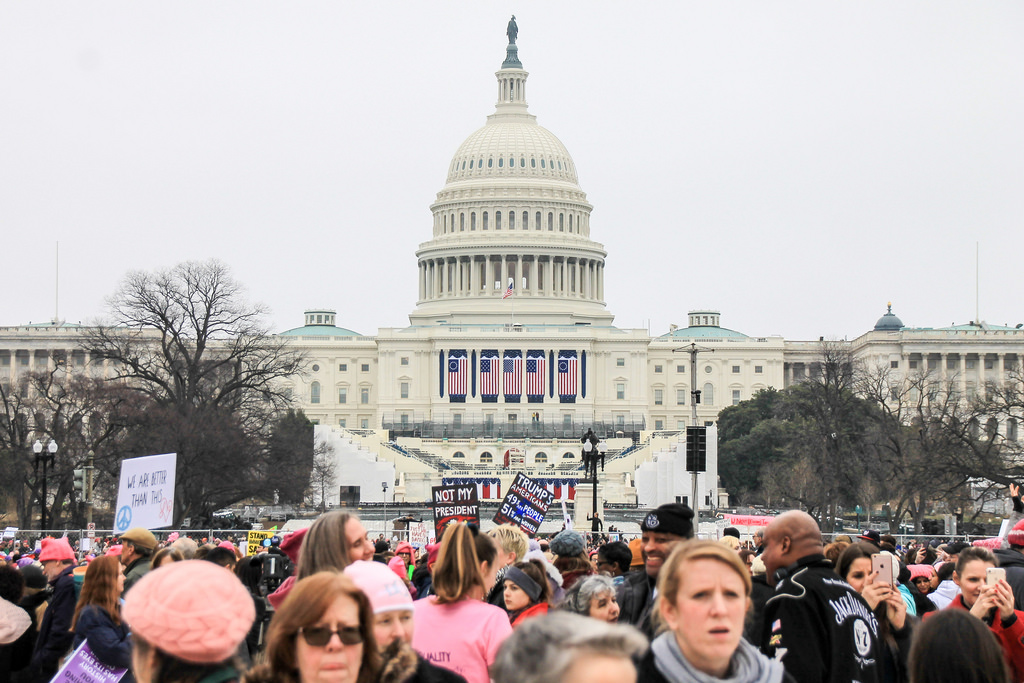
[987,567,1006,586]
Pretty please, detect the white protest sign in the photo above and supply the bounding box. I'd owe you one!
[114,453,177,532]
[409,521,430,547]
[2,526,17,539]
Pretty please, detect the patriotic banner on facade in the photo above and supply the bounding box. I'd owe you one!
[503,350,522,402]
[558,350,578,403]
[480,350,500,402]
[442,477,501,500]
[526,350,545,402]
[447,350,468,402]
[536,478,579,501]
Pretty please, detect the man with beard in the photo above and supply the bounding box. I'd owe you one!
[616,503,694,639]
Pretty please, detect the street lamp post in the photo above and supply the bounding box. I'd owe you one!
[33,439,58,531]
[382,481,389,540]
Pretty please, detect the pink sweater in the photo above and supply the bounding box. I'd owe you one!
[412,597,512,683]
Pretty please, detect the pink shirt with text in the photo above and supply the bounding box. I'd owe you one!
[412,597,512,683]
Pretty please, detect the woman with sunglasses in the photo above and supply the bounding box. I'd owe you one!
[245,571,380,683]
[412,524,512,683]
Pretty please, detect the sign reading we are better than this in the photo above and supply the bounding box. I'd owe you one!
[113,453,177,533]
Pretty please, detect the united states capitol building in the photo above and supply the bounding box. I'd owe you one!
[4,29,1023,516]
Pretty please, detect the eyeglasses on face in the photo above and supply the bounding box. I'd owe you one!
[297,625,363,647]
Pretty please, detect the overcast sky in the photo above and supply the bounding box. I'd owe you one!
[3,3,1022,341]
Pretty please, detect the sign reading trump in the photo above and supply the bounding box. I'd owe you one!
[114,453,177,532]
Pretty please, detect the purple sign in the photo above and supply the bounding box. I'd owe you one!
[51,641,127,683]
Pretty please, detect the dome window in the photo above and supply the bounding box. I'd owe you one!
[461,160,466,170]
[531,158,536,168]
[498,157,503,168]
[479,158,483,168]
[509,157,514,167]
[488,158,493,168]
[540,159,546,168]
[558,160,562,170]
[469,159,474,169]
[520,157,525,167]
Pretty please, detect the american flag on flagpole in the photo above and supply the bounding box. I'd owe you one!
[526,350,545,399]
[503,351,522,398]
[447,351,468,398]
[480,351,500,398]
[558,351,578,399]
[502,278,514,299]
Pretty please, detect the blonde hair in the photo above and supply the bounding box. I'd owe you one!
[654,540,752,632]
[487,525,529,562]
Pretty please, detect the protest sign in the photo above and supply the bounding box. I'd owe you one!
[247,530,275,556]
[722,514,774,527]
[431,485,480,538]
[493,473,555,536]
[113,453,177,533]
[2,526,17,539]
[409,521,430,547]
[51,641,127,683]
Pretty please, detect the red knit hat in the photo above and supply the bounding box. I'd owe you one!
[38,537,75,563]
[123,560,255,664]
[1007,520,1024,547]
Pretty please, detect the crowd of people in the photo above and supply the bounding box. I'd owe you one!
[3,497,1024,683]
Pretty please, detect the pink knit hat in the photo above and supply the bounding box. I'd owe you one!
[123,560,255,664]
[395,541,413,555]
[908,564,936,581]
[972,537,1002,550]
[388,556,409,579]
[0,597,31,646]
[280,528,307,564]
[38,537,75,563]
[105,545,123,557]
[345,560,414,614]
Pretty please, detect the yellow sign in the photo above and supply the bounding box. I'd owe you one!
[246,530,274,556]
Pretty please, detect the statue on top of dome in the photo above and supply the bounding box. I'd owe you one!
[506,15,518,45]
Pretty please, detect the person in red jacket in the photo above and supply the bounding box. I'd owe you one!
[926,546,1024,680]
[502,561,551,628]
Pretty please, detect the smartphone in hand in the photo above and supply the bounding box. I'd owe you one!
[872,554,895,585]
[986,567,1006,587]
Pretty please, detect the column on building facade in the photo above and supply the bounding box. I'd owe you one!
[515,255,523,295]
[500,254,507,293]
[470,255,480,296]
[578,259,585,298]
[979,353,988,396]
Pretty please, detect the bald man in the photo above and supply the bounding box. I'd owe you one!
[760,511,881,683]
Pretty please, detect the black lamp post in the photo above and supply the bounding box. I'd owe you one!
[33,439,57,530]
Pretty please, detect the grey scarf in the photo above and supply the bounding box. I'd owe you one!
[651,632,785,683]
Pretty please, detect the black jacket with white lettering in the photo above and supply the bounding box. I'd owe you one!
[761,554,881,683]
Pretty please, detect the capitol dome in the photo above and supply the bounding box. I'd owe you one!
[409,26,612,327]
[445,121,579,186]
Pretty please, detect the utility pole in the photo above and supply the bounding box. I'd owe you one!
[674,343,711,514]
[86,450,95,528]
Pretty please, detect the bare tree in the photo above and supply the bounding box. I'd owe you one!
[80,260,306,524]
[308,440,337,513]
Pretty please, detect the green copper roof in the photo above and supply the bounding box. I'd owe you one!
[659,326,749,339]
[278,325,361,337]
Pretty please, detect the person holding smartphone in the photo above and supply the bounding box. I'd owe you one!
[837,543,913,683]
[924,546,1024,681]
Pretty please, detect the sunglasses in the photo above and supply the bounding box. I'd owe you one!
[297,626,363,647]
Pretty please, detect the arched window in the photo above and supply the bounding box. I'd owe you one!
[469,159,474,169]
[310,381,321,404]
[496,211,501,230]
[471,212,476,230]
[987,417,999,440]
[523,211,529,229]
[509,211,515,229]
[548,212,554,230]
[562,451,575,459]
[453,451,465,459]
[460,213,465,231]
[498,157,504,168]
[703,382,714,406]
[568,214,573,231]
[520,157,526,167]
[535,452,548,464]
[480,452,493,463]
[559,213,564,231]
[536,212,541,230]
[541,159,546,168]
[482,212,488,230]
[488,158,493,168]
[1008,419,1019,442]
